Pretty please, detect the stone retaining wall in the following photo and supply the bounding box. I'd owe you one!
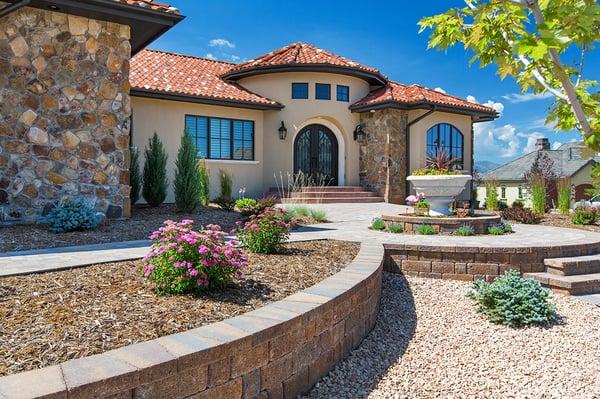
[381,214,501,235]
[384,242,600,282]
[0,242,384,399]
[0,6,132,224]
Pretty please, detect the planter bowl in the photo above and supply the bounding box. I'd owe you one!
[407,174,472,216]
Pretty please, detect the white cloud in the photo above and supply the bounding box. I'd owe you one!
[467,95,478,103]
[434,87,446,94]
[474,121,521,159]
[204,53,217,60]
[520,132,546,154]
[501,91,554,104]
[208,38,235,49]
[483,100,504,114]
[230,55,241,62]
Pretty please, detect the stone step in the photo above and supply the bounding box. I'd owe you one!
[544,254,600,276]
[281,197,385,204]
[269,186,368,193]
[523,272,600,295]
[288,191,379,198]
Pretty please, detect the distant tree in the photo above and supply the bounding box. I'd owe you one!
[174,133,201,213]
[142,132,168,207]
[525,150,556,212]
[528,150,556,181]
[129,146,142,205]
[419,0,600,148]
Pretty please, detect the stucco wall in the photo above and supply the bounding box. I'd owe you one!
[239,72,369,188]
[0,7,132,223]
[131,97,265,202]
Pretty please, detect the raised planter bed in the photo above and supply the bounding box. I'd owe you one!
[381,213,501,235]
[0,240,384,399]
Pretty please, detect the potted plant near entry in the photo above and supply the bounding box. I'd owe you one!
[406,193,430,216]
[407,149,472,216]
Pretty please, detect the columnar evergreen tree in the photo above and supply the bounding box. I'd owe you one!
[174,133,201,212]
[142,132,168,207]
[129,146,142,205]
[198,159,210,207]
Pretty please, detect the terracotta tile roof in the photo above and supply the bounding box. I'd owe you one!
[113,0,179,14]
[130,49,282,108]
[222,42,386,82]
[351,81,497,115]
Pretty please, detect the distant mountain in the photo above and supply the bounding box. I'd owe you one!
[475,160,501,173]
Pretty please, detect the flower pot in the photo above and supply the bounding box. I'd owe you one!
[407,174,472,216]
[414,206,429,216]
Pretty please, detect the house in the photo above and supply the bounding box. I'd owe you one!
[476,138,598,208]
[0,0,498,224]
[130,44,498,204]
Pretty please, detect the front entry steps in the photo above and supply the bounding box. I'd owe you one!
[524,254,600,295]
[277,186,384,204]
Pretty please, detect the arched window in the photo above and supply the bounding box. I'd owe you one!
[426,123,464,169]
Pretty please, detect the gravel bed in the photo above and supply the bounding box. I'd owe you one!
[0,240,359,377]
[0,204,243,253]
[305,273,600,399]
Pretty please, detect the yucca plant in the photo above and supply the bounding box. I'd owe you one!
[426,148,458,171]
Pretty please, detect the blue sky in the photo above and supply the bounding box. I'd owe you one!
[152,0,599,163]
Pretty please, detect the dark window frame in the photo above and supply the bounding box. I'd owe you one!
[185,114,255,161]
[336,85,349,102]
[291,82,309,99]
[426,123,464,170]
[315,83,331,100]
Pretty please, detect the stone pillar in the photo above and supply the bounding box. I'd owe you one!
[0,7,132,223]
[359,109,408,204]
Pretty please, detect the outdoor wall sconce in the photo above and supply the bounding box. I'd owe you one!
[353,124,367,143]
[278,121,288,140]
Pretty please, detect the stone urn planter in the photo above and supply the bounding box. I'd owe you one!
[407,174,472,216]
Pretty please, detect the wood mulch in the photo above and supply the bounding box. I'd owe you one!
[0,240,359,377]
[537,213,600,233]
[0,204,244,253]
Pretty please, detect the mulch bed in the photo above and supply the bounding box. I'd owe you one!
[0,204,244,253]
[0,240,359,377]
[538,213,600,233]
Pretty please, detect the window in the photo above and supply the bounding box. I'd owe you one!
[185,115,254,161]
[336,85,349,102]
[518,186,524,199]
[501,186,506,199]
[426,123,464,169]
[292,83,308,99]
[315,83,331,100]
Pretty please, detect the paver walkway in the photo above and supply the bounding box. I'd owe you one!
[1,202,599,307]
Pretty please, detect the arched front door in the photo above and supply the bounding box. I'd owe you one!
[294,124,338,186]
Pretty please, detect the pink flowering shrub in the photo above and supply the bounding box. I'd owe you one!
[142,220,247,295]
[236,208,295,254]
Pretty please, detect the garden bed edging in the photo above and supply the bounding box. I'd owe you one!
[0,241,384,399]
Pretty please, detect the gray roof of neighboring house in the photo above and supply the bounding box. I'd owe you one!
[482,142,598,181]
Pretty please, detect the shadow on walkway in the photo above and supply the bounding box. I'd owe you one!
[303,272,417,398]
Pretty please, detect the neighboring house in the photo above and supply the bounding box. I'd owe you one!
[130,44,497,203]
[0,1,498,224]
[477,138,598,208]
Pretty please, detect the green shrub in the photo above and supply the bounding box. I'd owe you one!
[129,146,142,205]
[572,207,597,225]
[309,209,328,223]
[466,271,557,327]
[388,223,403,234]
[485,181,499,211]
[198,159,210,207]
[487,224,504,235]
[557,180,571,215]
[219,169,233,200]
[174,133,201,213]
[500,207,542,224]
[455,224,475,236]
[511,199,525,209]
[236,208,295,254]
[142,132,168,207]
[416,224,436,235]
[529,174,547,214]
[502,222,513,233]
[257,196,277,212]
[235,198,259,216]
[43,198,102,233]
[371,218,386,230]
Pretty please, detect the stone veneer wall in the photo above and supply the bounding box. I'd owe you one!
[359,109,408,204]
[0,242,384,399]
[0,6,132,223]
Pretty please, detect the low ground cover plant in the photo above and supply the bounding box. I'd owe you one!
[237,208,295,254]
[416,224,436,235]
[285,206,328,223]
[235,198,259,216]
[455,224,475,236]
[487,224,505,235]
[572,206,597,225]
[500,207,542,224]
[388,223,403,234]
[371,218,386,230]
[142,220,247,294]
[43,198,102,233]
[467,271,557,328]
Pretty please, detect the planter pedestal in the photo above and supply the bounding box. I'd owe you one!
[407,174,472,216]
